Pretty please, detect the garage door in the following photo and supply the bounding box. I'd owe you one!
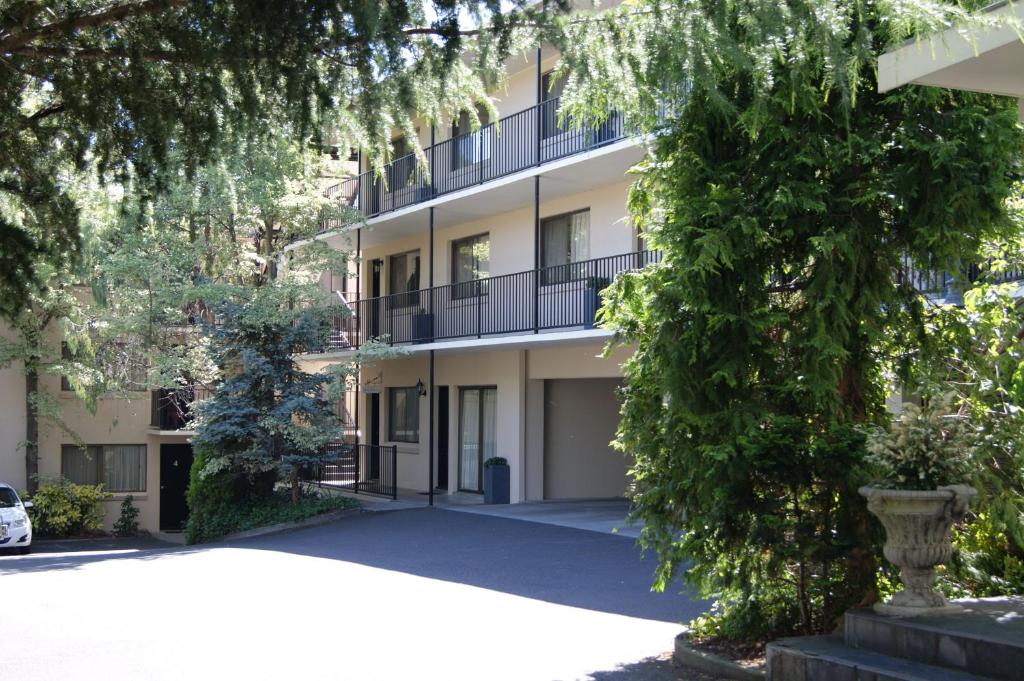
[543,378,628,499]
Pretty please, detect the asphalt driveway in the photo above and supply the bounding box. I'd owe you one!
[0,507,708,681]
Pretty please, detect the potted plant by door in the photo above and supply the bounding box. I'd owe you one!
[484,457,510,504]
[860,393,977,616]
[412,307,434,344]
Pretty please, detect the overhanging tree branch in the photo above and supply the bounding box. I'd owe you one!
[9,44,190,63]
[0,0,188,51]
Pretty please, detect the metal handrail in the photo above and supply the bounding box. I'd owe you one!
[315,250,660,352]
[318,96,628,229]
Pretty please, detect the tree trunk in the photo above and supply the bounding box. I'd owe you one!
[291,463,300,505]
[25,361,39,494]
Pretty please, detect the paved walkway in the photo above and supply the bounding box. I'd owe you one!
[313,485,644,537]
[0,507,706,681]
[441,499,644,538]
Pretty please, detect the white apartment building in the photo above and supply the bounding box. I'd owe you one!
[0,40,651,533]
[0,320,198,535]
[299,45,652,504]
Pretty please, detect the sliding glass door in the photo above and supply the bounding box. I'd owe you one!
[459,387,497,492]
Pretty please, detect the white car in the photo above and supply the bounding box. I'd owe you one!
[0,483,32,554]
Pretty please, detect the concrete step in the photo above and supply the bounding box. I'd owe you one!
[844,598,1024,681]
[767,635,998,681]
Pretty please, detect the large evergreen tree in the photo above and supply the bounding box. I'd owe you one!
[558,0,1024,638]
[0,0,567,317]
[1,0,569,493]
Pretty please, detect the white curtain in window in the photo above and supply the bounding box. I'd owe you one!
[389,252,420,295]
[543,218,567,269]
[570,210,590,262]
[104,445,146,493]
[481,388,497,461]
[453,235,489,283]
[62,446,100,486]
[389,388,419,442]
[460,390,481,491]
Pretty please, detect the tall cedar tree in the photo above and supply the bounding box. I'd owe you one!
[0,0,569,492]
[557,0,1024,638]
[0,0,569,315]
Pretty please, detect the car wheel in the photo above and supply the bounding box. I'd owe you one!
[18,546,30,555]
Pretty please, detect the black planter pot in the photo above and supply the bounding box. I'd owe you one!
[413,312,434,343]
[484,464,510,504]
[584,288,601,328]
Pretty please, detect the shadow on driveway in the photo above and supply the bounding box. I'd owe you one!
[228,507,707,624]
[1,507,707,626]
[0,535,195,574]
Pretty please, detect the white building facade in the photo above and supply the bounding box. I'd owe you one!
[301,46,650,503]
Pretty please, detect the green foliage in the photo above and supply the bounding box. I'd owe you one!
[186,482,357,545]
[484,457,508,467]
[906,273,1024,597]
[185,446,241,545]
[864,394,975,490]
[947,511,1024,597]
[578,0,1024,641]
[27,479,109,538]
[190,297,343,498]
[0,0,568,317]
[113,495,141,538]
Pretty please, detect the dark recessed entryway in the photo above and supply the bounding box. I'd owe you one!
[159,443,193,532]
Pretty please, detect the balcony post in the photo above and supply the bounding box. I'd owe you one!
[356,150,362,216]
[533,175,540,334]
[355,443,360,495]
[355,228,361,348]
[536,46,542,165]
[429,125,435,198]
[430,200,434,339]
[428,349,435,507]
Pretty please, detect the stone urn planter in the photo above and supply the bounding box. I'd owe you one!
[859,484,976,616]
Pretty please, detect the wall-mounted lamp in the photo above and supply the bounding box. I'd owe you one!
[416,379,427,397]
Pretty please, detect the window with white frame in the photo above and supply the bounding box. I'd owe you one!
[61,444,147,493]
[451,233,490,299]
[388,387,420,443]
[541,70,568,139]
[541,209,590,283]
[451,106,492,169]
[389,250,421,307]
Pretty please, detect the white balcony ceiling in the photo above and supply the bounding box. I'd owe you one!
[353,139,645,248]
[878,1,1024,116]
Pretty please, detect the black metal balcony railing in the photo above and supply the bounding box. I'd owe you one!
[301,443,398,500]
[318,250,660,352]
[901,258,1024,297]
[321,97,627,227]
[150,385,214,430]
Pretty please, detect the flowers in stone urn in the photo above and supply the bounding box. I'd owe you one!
[860,393,977,616]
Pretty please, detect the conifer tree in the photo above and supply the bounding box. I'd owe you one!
[0,0,567,316]
[558,0,1024,637]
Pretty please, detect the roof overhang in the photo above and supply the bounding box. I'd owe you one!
[878,1,1024,117]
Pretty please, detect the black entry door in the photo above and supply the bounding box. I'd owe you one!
[437,387,449,490]
[160,444,193,532]
[368,392,381,479]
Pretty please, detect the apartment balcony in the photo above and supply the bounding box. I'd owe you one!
[150,385,214,432]
[902,260,1024,302]
[316,250,660,353]
[319,97,634,232]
